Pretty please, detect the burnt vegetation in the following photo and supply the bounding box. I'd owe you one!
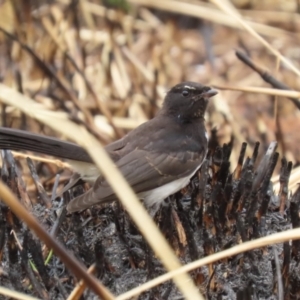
[0,136,299,299]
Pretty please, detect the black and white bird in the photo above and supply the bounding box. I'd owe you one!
[0,82,217,212]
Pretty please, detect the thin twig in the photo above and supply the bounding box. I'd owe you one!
[235,50,300,109]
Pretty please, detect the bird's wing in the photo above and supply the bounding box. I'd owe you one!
[105,136,127,152]
[104,135,129,162]
[113,149,202,192]
[67,148,205,212]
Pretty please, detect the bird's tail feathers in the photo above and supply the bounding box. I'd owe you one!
[0,127,92,162]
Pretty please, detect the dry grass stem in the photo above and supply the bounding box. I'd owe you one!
[213,85,300,98]
[0,286,41,300]
[128,0,292,37]
[11,152,72,170]
[67,264,97,300]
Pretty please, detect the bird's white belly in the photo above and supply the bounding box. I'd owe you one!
[138,162,202,208]
[138,175,191,207]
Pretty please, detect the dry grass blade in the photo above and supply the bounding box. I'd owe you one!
[127,0,292,37]
[122,46,154,82]
[116,227,300,300]
[212,85,300,98]
[11,151,72,170]
[210,0,300,78]
[0,286,41,300]
[0,83,203,300]
[67,264,96,300]
[95,115,144,130]
[0,181,115,299]
[240,9,300,24]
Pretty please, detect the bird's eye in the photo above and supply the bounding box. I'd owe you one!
[182,90,189,97]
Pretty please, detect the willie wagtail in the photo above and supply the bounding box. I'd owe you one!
[0,82,217,212]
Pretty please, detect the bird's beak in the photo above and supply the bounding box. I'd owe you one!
[203,88,218,99]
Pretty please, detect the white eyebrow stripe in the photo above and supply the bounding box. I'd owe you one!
[183,85,196,90]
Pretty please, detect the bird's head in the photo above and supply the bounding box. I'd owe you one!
[162,82,218,122]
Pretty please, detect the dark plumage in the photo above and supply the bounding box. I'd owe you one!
[0,82,217,212]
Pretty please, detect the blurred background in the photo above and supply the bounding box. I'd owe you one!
[0,0,300,172]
